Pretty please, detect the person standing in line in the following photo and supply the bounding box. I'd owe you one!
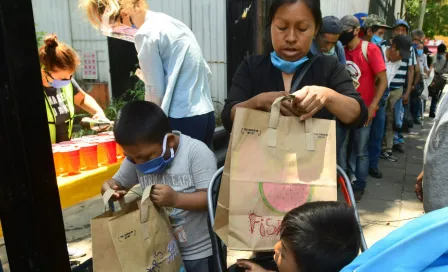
[430,43,448,118]
[362,14,391,179]
[310,16,346,64]
[380,19,419,158]
[410,29,426,125]
[338,15,387,201]
[79,0,216,146]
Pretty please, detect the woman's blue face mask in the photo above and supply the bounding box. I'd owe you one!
[270,52,309,74]
[44,69,72,88]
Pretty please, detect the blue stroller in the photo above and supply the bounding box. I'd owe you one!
[342,206,448,271]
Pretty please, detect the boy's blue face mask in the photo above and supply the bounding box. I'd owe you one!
[130,135,175,174]
[270,52,309,74]
[371,34,383,45]
[417,49,424,56]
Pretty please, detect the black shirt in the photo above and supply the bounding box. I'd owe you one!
[222,54,368,132]
[44,79,81,142]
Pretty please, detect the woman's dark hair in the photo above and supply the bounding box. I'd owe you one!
[39,34,80,72]
[114,100,171,146]
[265,0,322,54]
[280,201,360,272]
[437,43,447,54]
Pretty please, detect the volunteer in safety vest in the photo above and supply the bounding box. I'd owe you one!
[39,34,107,143]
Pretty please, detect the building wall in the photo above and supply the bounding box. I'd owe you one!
[33,0,227,104]
[321,0,371,17]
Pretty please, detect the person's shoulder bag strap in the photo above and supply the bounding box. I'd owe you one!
[290,55,319,93]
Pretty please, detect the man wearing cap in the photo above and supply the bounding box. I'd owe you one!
[381,20,420,159]
[363,14,392,46]
[362,14,391,179]
[381,35,412,169]
[310,16,346,64]
[337,15,387,200]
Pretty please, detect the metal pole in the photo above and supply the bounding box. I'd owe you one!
[418,0,427,29]
[0,0,71,271]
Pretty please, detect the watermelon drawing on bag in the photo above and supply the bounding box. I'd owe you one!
[259,182,313,215]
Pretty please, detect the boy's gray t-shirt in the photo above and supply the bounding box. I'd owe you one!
[113,133,217,261]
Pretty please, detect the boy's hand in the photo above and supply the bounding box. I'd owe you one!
[150,184,179,207]
[101,179,127,200]
[237,260,273,272]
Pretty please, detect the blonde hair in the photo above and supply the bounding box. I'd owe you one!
[79,0,148,29]
[38,34,80,72]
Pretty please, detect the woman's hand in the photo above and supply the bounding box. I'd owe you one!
[92,111,106,120]
[415,170,424,202]
[236,260,273,272]
[291,86,331,120]
[249,91,300,116]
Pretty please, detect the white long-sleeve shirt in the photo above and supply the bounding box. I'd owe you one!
[134,11,214,118]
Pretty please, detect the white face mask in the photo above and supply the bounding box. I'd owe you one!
[101,9,138,43]
[322,46,336,56]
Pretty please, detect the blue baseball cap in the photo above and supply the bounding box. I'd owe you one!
[394,19,410,30]
[353,13,368,27]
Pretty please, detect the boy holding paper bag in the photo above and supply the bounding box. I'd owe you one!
[101,100,217,272]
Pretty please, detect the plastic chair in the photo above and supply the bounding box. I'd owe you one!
[207,165,368,272]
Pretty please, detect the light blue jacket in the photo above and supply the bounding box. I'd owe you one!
[135,11,214,118]
[342,206,448,271]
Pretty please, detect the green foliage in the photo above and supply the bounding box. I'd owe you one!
[105,79,145,121]
[35,24,46,47]
[405,0,448,38]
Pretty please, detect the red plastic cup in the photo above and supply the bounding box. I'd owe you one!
[98,138,117,166]
[79,143,98,170]
[116,143,124,160]
[60,146,81,175]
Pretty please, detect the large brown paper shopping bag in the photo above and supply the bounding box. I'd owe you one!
[108,186,184,271]
[213,136,233,245]
[91,190,135,272]
[228,95,337,251]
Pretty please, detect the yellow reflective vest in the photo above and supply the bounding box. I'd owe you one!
[44,83,75,144]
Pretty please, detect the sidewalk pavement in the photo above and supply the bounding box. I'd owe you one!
[0,106,433,271]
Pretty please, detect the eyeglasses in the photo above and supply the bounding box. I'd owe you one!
[44,69,73,81]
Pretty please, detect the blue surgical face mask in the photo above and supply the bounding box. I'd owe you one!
[371,34,383,45]
[270,52,309,74]
[44,69,72,88]
[417,49,424,56]
[131,135,175,174]
[49,79,71,89]
[322,46,336,56]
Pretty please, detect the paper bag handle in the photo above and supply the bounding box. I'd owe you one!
[102,188,126,210]
[268,95,315,151]
[140,186,156,241]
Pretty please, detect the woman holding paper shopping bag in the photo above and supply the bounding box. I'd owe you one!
[222,0,368,132]
[80,0,215,147]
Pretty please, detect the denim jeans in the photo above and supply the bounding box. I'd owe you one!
[410,96,422,119]
[337,124,371,192]
[368,104,386,169]
[430,95,440,115]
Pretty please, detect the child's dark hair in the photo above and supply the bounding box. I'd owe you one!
[114,101,171,146]
[280,201,360,272]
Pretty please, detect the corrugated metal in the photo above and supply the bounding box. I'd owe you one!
[68,0,110,85]
[191,0,227,104]
[148,0,228,104]
[321,0,371,18]
[148,0,192,28]
[32,0,72,45]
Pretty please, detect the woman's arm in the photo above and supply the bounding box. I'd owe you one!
[292,86,361,124]
[74,90,105,118]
